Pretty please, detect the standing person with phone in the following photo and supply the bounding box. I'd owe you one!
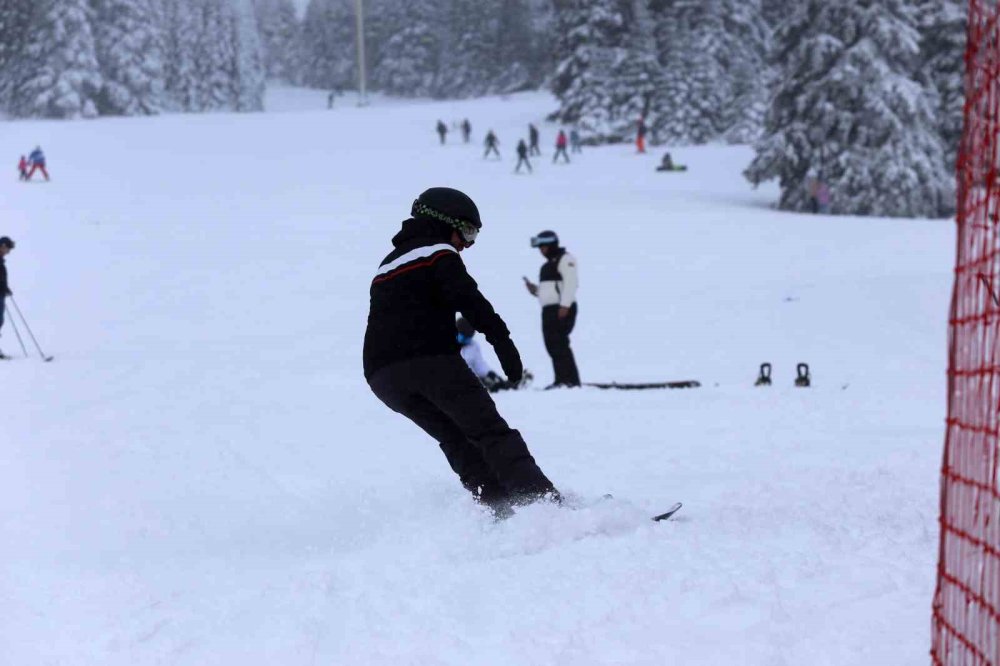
[523,230,581,389]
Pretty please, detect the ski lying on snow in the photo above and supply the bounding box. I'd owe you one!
[597,495,682,522]
[585,381,700,390]
[652,502,683,522]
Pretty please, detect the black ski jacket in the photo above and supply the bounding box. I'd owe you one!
[0,257,7,296]
[363,218,513,378]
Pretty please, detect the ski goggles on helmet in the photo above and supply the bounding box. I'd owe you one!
[530,233,558,248]
[454,220,479,245]
[412,200,480,245]
[456,333,472,345]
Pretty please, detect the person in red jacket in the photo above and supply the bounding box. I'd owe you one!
[636,117,647,154]
[553,130,570,164]
[17,156,27,181]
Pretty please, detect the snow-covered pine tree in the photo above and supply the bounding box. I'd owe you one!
[648,0,728,144]
[602,0,667,143]
[369,0,441,97]
[917,0,966,177]
[526,0,557,90]
[224,0,265,111]
[253,0,301,83]
[550,0,655,143]
[159,0,201,112]
[89,0,166,116]
[299,0,356,91]
[0,0,37,111]
[9,0,103,118]
[760,0,797,27]
[491,0,536,93]
[191,0,235,111]
[718,0,770,143]
[744,0,953,218]
[184,0,263,112]
[435,0,500,98]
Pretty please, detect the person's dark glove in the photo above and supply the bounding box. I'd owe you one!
[494,338,523,385]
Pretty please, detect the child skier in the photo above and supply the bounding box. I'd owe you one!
[17,156,28,181]
[457,317,530,392]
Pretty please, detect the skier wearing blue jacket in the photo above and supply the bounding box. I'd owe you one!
[27,147,48,181]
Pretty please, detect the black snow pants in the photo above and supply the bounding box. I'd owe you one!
[515,156,532,173]
[542,304,580,387]
[368,354,556,504]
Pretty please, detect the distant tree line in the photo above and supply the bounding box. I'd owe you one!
[0,0,264,118]
[551,0,965,218]
[0,0,968,217]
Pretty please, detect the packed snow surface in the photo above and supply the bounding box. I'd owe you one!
[1,90,950,664]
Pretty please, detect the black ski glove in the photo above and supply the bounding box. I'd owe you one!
[494,338,523,385]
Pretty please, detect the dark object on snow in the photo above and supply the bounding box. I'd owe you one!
[653,502,683,522]
[584,380,700,390]
[795,363,811,387]
[656,153,688,172]
[528,123,540,155]
[436,120,448,144]
[755,362,772,386]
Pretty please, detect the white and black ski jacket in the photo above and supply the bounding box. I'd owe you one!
[363,218,513,378]
[535,248,578,308]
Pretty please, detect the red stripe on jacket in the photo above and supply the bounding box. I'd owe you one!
[372,249,455,285]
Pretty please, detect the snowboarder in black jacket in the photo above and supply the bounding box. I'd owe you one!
[0,237,14,357]
[364,188,558,512]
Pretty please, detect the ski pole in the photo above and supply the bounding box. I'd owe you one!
[9,296,53,362]
[6,302,28,357]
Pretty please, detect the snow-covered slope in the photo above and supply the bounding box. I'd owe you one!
[1,91,951,665]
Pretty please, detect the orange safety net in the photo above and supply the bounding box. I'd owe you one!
[932,2,1000,664]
